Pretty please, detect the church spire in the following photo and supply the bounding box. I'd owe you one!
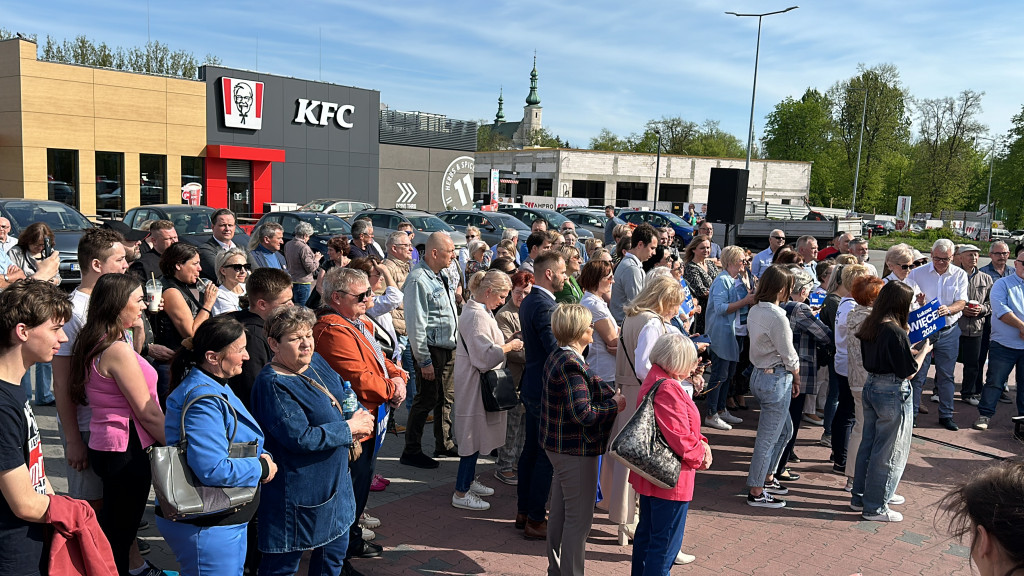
[495,86,505,123]
[525,52,540,106]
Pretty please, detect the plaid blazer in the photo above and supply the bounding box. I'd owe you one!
[782,301,833,393]
[540,347,619,456]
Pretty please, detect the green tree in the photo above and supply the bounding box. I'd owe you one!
[589,128,630,151]
[990,106,1024,229]
[476,124,512,151]
[37,34,214,79]
[525,127,566,148]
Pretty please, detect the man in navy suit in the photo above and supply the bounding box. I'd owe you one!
[516,250,567,540]
[198,208,240,281]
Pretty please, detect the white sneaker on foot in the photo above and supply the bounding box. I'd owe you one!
[469,480,494,496]
[452,491,491,511]
[863,509,903,522]
[974,416,990,430]
[720,411,743,425]
[674,551,696,565]
[888,494,906,505]
[844,478,854,492]
[704,414,732,430]
[361,527,376,541]
[359,512,381,529]
[930,394,940,403]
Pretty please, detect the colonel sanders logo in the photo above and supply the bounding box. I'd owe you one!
[221,77,264,130]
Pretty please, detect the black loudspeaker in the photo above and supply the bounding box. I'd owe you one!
[705,168,748,225]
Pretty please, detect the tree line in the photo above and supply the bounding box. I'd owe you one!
[0,29,220,79]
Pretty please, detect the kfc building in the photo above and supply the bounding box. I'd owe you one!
[0,38,472,216]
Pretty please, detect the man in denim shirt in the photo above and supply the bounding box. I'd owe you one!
[401,232,459,469]
[973,251,1024,431]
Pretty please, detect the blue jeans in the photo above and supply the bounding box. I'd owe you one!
[746,367,794,488]
[978,341,1024,418]
[157,517,247,576]
[705,351,736,416]
[823,363,840,432]
[517,397,553,523]
[455,452,480,493]
[851,373,913,515]
[631,496,689,576]
[259,533,347,576]
[21,362,53,405]
[910,324,961,419]
[292,283,312,306]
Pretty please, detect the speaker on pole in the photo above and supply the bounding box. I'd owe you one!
[705,168,748,225]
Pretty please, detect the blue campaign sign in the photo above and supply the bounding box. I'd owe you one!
[808,292,825,307]
[374,404,390,456]
[679,282,695,316]
[908,299,945,344]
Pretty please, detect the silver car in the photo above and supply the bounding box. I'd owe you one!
[300,198,376,219]
[561,208,609,237]
[352,208,467,257]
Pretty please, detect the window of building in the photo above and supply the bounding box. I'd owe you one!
[181,156,205,205]
[95,152,125,217]
[535,179,553,197]
[571,180,606,206]
[140,154,166,205]
[47,149,79,208]
[615,181,648,205]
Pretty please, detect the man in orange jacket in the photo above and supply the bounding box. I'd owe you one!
[314,267,408,567]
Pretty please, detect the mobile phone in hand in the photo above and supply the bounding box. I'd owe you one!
[43,237,53,258]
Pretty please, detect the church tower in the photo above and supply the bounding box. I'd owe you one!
[494,87,506,124]
[514,54,543,146]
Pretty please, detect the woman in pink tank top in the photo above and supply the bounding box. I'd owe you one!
[68,274,165,576]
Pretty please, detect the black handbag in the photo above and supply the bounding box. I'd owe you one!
[608,378,682,489]
[148,393,258,520]
[460,335,518,412]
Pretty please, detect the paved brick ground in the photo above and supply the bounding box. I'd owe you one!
[39,367,1019,576]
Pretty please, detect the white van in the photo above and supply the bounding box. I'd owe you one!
[990,228,1011,241]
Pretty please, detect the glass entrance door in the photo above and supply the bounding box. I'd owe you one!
[227,179,251,215]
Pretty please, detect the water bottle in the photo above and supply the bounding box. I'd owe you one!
[341,380,359,419]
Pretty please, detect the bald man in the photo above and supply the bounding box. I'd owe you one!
[751,229,787,278]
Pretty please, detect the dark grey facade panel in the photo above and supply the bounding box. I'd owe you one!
[378,110,477,151]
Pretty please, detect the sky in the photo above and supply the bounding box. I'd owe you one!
[4,0,1023,148]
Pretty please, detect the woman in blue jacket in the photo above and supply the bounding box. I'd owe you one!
[704,246,757,431]
[250,306,375,576]
[157,316,278,576]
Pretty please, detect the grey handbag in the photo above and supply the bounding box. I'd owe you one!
[608,378,682,489]
[148,393,258,520]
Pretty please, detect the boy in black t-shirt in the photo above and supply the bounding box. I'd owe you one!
[0,280,73,575]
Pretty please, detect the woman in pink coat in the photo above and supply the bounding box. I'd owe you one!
[629,333,712,575]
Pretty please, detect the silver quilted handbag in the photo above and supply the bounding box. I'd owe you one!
[148,393,258,520]
[608,378,682,489]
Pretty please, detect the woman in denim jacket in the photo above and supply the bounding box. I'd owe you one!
[158,316,277,576]
[251,306,375,576]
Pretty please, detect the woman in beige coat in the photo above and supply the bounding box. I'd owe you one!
[452,269,524,511]
[604,276,689,545]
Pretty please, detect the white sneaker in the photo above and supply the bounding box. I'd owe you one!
[974,416,990,430]
[704,414,732,431]
[469,480,494,496]
[931,394,940,403]
[844,478,854,492]
[967,395,981,406]
[720,411,743,425]
[674,551,696,565]
[452,491,490,511]
[889,494,906,505]
[863,509,903,522]
[361,527,376,541]
[359,512,381,529]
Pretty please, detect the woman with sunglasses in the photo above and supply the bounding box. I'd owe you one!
[554,245,584,304]
[211,247,250,316]
[726,250,757,411]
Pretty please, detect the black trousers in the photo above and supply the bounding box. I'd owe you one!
[829,375,855,467]
[776,393,806,475]
[404,346,455,456]
[89,424,151,576]
[346,437,376,558]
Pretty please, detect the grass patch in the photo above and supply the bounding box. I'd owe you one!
[868,230,991,253]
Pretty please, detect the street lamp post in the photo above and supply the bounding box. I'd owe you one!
[851,87,868,214]
[653,129,663,210]
[726,5,798,202]
[976,135,998,240]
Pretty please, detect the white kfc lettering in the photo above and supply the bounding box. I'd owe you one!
[294,99,356,129]
[295,99,321,124]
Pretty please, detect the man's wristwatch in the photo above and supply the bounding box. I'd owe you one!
[2,273,8,283]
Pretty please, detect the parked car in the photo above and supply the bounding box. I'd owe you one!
[862,220,896,236]
[990,228,1011,242]
[122,204,251,248]
[497,207,594,239]
[252,211,352,259]
[48,181,77,206]
[560,208,609,237]
[0,199,94,288]
[352,208,467,256]
[1009,229,1024,244]
[618,210,694,247]
[299,198,375,219]
[436,210,531,247]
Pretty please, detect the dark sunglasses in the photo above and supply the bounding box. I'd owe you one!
[339,288,373,301]
[223,263,251,272]
[896,263,914,270]
[771,235,786,241]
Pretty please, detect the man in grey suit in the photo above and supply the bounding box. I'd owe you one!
[609,223,658,324]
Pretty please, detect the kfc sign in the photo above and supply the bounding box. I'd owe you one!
[221,77,264,130]
[293,99,355,129]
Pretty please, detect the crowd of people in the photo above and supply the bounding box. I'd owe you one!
[0,208,1022,576]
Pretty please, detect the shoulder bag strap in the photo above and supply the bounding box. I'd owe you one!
[269,362,345,418]
[180,392,238,444]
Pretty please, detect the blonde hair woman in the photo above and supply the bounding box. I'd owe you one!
[451,270,523,511]
[211,247,249,316]
[606,275,690,545]
[554,245,584,304]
